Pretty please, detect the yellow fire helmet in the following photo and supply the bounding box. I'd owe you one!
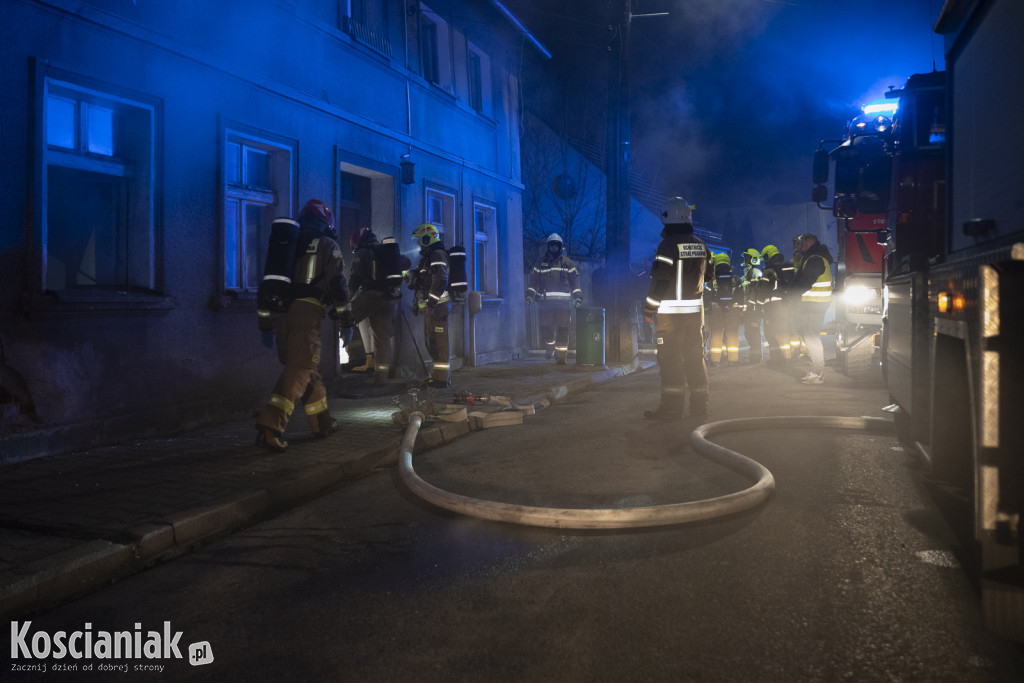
[412,223,441,248]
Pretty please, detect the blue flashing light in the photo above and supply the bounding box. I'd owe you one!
[862,102,898,115]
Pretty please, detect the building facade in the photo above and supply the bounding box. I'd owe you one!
[0,0,542,460]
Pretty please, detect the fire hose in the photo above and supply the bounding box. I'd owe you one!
[398,414,895,530]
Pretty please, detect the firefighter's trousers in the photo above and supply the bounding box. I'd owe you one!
[763,300,792,362]
[258,300,330,436]
[351,289,398,376]
[708,305,740,363]
[741,308,763,362]
[423,302,450,383]
[655,312,709,411]
[537,301,571,362]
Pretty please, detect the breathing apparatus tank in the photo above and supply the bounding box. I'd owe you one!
[374,237,404,296]
[257,218,299,313]
[448,245,468,302]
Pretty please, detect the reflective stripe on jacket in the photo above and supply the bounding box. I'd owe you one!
[644,232,713,317]
[527,255,581,302]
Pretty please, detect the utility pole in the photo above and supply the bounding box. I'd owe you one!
[605,0,632,364]
[603,1,668,364]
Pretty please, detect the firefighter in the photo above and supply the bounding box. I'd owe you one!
[526,233,582,365]
[788,233,806,357]
[410,223,451,388]
[739,248,766,364]
[707,252,741,366]
[256,199,353,453]
[760,244,792,364]
[348,226,399,379]
[789,232,834,384]
[642,197,714,419]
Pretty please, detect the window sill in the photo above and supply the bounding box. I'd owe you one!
[23,289,177,319]
[208,290,258,313]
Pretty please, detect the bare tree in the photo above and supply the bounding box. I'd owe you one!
[521,110,607,262]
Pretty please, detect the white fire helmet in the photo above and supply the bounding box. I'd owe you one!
[661,197,693,225]
[546,233,564,246]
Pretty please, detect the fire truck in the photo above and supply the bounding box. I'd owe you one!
[818,0,1024,640]
[811,108,890,379]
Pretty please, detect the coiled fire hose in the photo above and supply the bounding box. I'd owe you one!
[399,412,895,530]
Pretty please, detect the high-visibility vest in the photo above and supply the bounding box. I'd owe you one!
[801,255,833,303]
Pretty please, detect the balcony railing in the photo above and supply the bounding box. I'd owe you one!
[343,17,392,58]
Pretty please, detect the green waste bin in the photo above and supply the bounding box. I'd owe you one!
[575,307,605,365]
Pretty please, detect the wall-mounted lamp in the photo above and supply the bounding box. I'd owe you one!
[400,157,415,185]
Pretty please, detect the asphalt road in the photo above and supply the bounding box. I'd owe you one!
[7,365,1024,681]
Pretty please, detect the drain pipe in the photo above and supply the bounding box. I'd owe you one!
[400,412,893,530]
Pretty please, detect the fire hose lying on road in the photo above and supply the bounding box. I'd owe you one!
[399,413,895,530]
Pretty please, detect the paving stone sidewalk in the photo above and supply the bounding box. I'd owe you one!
[0,355,652,619]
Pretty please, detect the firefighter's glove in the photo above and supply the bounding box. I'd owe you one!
[260,330,275,350]
[644,315,654,326]
[337,311,355,329]
[573,298,582,310]
[415,299,429,314]
[525,295,534,305]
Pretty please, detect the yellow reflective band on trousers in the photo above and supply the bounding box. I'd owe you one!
[269,394,295,416]
[434,362,451,370]
[304,397,328,416]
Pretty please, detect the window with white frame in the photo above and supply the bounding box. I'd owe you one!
[43,78,156,292]
[473,202,499,295]
[425,187,455,243]
[409,3,453,93]
[223,130,294,291]
[466,41,491,116]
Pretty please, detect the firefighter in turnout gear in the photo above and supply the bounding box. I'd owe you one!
[760,244,792,364]
[707,252,741,366]
[256,199,352,453]
[411,223,451,387]
[789,233,833,384]
[788,234,806,358]
[526,233,582,364]
[643,197,714,419]
[348,226,398,379]
[740,248,766,363]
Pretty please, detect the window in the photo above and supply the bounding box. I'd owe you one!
[43,78,156,292]
[466,42,491,115]
[342,0,391,57]
[223,130,294,291]
[420,15,439,85]
[473,202,500,295]
[425,187,455,243]
[409,3,453,93]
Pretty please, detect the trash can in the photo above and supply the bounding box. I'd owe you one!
[575,307,605,365]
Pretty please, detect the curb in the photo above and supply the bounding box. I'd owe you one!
[0,362,648,619]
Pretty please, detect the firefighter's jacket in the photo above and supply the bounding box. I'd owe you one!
[643,227,713,317]
[791,242,834,304]
[258,230,349,331]
[740,262,768,309]
[762,254,790,303]
[526,253,582,304]
[412,243,450,308]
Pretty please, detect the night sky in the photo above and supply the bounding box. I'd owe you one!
[507,0,945,217]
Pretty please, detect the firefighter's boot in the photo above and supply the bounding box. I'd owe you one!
[644,396,684,421]
[313,412,339,439]
[351,353,374,373]
[255,426,288,453]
